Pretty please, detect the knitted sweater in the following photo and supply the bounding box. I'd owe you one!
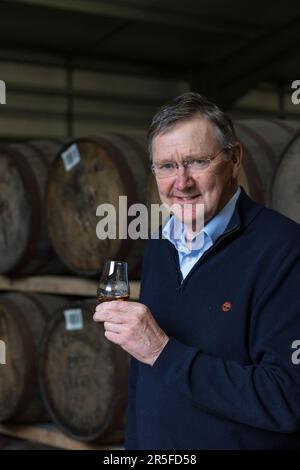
[125,190,300,450]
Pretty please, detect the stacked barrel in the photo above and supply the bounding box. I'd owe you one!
[38,299,128,442]
[47,135,149,278]
[0,294,128,443]
[0,140,66,275]
[0,293,67,423]
[0,135,149,278]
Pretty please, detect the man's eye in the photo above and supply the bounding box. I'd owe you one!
[160,163,174,170]
[190,159,208,168]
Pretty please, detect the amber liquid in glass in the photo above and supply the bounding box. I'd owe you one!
[97,292,129,303]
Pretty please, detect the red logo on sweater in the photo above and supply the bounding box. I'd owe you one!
[222,302,232,312]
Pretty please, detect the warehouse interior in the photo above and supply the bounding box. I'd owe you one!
[0,0,300,452]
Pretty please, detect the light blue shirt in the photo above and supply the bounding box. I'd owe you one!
[162,187,241,279]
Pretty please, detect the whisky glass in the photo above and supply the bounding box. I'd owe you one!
[97,260,130,302]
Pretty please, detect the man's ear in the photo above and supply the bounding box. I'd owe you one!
[231,142,243,178]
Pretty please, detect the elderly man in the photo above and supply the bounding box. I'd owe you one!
[94,93,300,450]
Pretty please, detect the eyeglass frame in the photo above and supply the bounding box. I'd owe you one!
[150,145,233,179]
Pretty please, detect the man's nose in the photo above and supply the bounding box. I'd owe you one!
[174,167,193,190]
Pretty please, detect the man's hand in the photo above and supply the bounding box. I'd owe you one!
[93,301,169,366]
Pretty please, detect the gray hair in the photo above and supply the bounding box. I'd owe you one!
[148,92,237,160]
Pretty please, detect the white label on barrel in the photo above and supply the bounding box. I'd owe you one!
[64,308,83,331]
[61,144,81,171]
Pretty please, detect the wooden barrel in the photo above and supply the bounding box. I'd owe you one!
[270,128,300,223]
[0,435,55,450]
[38,300,129,443]
[47,134,148,279]
[146,119,300,212]
[234,119,299,204]
[0,435,16,449]
[0,140,67,274]
[0,292,67,423]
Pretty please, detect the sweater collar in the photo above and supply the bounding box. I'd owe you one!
[224,186,264,234]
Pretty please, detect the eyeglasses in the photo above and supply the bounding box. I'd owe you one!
[151,147,229,179]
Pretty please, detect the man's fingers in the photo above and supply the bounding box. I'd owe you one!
[93,301,151,335]
[95,300,136,312]
[104,321,122,333]
[93,310,124,322]
[94,302,143,321]
[104,330,121,345]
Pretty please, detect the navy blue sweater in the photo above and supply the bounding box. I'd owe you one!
[125,190,300,450]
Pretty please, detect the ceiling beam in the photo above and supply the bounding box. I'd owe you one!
[0,46,186,80]
[4,0,263,38]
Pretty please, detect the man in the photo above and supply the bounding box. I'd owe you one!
[94,92,300,450]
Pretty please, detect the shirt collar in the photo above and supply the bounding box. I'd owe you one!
[205,186,241,243]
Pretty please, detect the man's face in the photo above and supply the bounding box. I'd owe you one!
[151,116,242,230]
